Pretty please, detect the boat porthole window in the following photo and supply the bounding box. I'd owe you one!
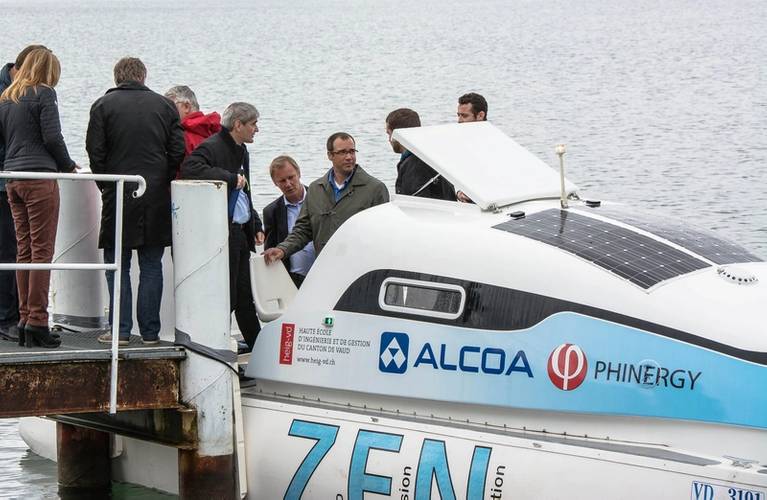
[378,277,465,320]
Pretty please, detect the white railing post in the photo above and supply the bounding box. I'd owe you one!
[0,171,145,415]
[109,179,126,414]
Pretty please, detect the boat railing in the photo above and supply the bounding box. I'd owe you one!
[0,171,147,414]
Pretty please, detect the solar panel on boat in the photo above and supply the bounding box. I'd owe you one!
[589,206,763,265]
[494,209,710,289]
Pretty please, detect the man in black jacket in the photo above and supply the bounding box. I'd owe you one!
[386,108,456,201]
[262,156,315,288]
[456,92,488,123]
[180,102,264,350]
[86,57,185,345]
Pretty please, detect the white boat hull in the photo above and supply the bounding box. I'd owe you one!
[242,394,767,499]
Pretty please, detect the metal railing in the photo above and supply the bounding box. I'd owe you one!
[0,171,146,414]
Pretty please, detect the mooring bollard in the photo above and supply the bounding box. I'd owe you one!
[171,180,237,499]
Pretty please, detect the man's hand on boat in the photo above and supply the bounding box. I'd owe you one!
[263,247,284,265]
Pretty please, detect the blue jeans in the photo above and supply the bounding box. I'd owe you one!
[104,246,164,340]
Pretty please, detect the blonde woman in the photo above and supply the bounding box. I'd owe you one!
[0,48,76,348]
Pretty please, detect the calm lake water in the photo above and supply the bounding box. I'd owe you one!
[1,0,765,497]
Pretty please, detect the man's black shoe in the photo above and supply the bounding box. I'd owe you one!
[237,340,251,355]
[0,323,19,342]
[238,365,254,381]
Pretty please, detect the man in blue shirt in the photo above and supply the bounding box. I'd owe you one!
[180,102,264,351]
[262,156,315,288]
[263,132,389,265]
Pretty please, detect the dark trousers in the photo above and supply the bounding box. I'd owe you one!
[6,180,59,327]
[229,224,260,349]
[104,246,164,340]
[0,191,19,326]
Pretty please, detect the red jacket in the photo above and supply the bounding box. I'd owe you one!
[181,111,222,157]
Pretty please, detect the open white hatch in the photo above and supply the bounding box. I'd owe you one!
[392,122,578,210]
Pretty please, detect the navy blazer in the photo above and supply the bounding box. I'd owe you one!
[262,186,308,269]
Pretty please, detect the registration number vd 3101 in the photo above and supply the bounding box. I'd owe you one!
[692,481,764,500]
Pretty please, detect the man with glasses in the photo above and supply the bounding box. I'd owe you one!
[263,132,388,266]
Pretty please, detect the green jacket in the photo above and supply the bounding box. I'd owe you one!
[277,165,389,256]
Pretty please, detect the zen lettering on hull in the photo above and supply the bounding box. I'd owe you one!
[284,419,505,500]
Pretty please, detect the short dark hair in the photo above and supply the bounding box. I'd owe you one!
[386,108,421,130]
[326,132,355,152]
[458,92,488,120]
[15,44,48,69]
[114,57,147,85]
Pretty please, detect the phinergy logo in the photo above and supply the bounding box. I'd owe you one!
[548,344,588,391]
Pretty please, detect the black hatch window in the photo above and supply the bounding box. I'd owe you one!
[379,278,465,320]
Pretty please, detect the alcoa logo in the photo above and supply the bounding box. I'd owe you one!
[379,332,409,374]
[548,343,588,391]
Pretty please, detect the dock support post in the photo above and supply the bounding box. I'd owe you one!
[57,422,111,498]
[172,180,237,499]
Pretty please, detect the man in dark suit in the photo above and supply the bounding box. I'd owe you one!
[180,102,264,350]
[262,156,315,288]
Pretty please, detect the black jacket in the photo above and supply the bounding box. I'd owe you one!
[86,81,185,249]
[180,129,263,252]
[262,186,308,269]
[0,63,10,99]
[263,194,288,265]
[0,62,12,185]
[0,85,75,175]
[395,151,456,201]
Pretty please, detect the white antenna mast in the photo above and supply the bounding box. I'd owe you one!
[556,144,568,209]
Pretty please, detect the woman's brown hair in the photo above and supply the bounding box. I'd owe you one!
[0,48,61,103]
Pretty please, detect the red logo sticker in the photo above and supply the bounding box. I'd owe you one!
[279,323,295,365]
[548,343,588,391]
